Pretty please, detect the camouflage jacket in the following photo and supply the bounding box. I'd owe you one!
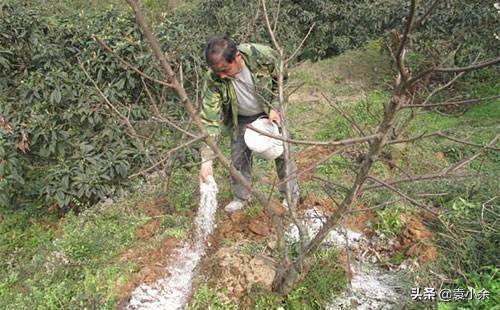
[199,43,281,138]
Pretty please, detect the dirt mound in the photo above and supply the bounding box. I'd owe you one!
[399,215,437,264]
[134,196,168,240]
[115,238,179,306]
[209,246,276,298]
[103,196,176,307]
[218,209,274,240]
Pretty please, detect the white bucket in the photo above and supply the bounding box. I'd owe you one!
[244,117,284,160]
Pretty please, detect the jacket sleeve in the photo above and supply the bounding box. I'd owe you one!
[199,72,222,161]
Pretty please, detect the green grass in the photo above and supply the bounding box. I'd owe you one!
[374,204,404,238]
[0,176,193,309]
[189,284,239,310]
[0,205,139,308]
[251,248,347,309]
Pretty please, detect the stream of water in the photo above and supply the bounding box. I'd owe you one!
[127,176,218,310]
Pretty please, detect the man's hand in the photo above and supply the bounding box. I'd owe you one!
[200,160,214,183]
[268,109,281,125]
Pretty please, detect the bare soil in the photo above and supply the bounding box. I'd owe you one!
[114,196,178,307]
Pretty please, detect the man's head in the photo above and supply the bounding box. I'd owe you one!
[205,34,242,79]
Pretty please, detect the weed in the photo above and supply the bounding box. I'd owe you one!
[167,167,198,212]
[243,204,261,218]
[163,227,187,239]
[374,205,403,238]
[240,241,266,256]
[189,284,238,310]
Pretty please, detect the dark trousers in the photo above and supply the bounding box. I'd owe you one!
[231,113,299,201]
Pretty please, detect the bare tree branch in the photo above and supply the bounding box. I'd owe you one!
[435,132,500,151]
[406,56,500,87]
[395,0,417,81]
[320,92,367,136]
[444,135,499,172]
[363,171,470,191]
[413,0,442,30]
[388,130,500,151]
[242,2,262,42]
[128,134,206,178]
[93,36,173,87]
[80,62,141,139]
[285,23,316,64]
[421,72,466,106]
[278,146,350,187]
[246,124,380,146]
[367,175,438,215]
[151,116,198,138]
[400,95,500,109]
[261,0,281,51]
[272,0,282,34]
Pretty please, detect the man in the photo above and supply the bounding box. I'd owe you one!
[199,34,298,212]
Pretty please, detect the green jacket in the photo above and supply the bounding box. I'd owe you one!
[199,43,281,138]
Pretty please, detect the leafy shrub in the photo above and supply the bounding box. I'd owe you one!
[0,2,198,209]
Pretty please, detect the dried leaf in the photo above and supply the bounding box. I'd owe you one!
[16,131,30,153]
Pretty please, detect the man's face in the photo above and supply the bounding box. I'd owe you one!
[211,52,242,79]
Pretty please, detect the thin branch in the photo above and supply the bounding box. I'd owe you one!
[285,23,316,64]
[261,0,281,51]
[141,77,162,115]
[242,2,262,42]
[481,196,498,226]
[433,57,500,73]
[351,198,402,213]
[128,134,206,178]
[378,155,414,179]
[314,176,352,193]
[287,82,305,97]
[444,135,499,172]
[320,182,342,210]
[151,116,198,138]
[400,95,500,109]
[246,124,380,146]
[388,130,500,151]
[272,0,282,34]
[93,36,173,88]
[367,175,438,215]
[406,56,500,87]
[413,0,442,30]
[320,92,367,136]
[80,62,138,137]
[393,101,416,138]
[278,146,350,186]
[395,0,417,81]
[363,171,470,191]
[179,63,184,89]
[421,72,466,106]
[435,132,500,151]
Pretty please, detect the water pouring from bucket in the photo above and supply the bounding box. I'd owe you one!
[244,117,284,160]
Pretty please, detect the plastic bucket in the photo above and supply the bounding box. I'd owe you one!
[244,117,284,160]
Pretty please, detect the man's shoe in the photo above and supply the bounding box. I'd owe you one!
[224,199,247,213]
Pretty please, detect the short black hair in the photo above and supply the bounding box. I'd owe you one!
[204,34,238,66]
